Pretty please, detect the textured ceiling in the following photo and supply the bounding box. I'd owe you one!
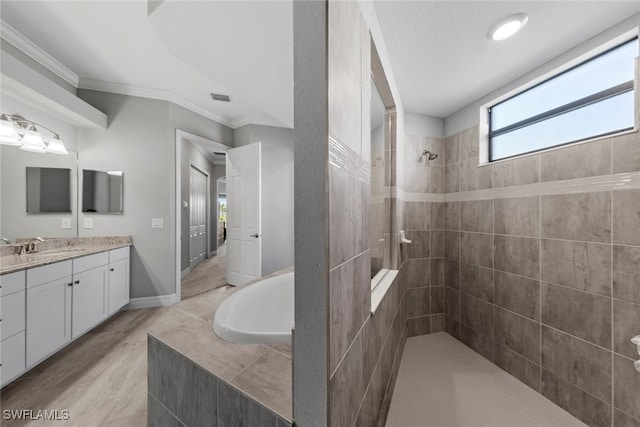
[373,1,640,118]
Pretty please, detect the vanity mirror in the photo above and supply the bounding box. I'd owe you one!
[1,145,79,242]
[81,169,124,214]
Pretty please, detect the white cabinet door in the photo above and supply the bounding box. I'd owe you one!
[1,331,26,386]
[108,258,129,315]
[26,277,72,367]
[72,265,108,338]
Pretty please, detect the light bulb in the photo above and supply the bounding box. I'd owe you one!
[45,135,69,155]
[488,14,528,41]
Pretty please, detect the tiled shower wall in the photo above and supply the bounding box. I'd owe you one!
[442,126,640,426]
[326,2,407,426]
[399,133,446,336]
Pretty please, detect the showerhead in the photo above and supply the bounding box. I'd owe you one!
[422,150,438,161]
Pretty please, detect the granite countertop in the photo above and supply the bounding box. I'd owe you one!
[0,236,132,275]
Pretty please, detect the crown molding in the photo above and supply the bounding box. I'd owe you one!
[1,20,79,88]
[78,78,235,128]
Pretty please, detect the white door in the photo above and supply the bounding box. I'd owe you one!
[226,142,261,285]
[189,165,208,268]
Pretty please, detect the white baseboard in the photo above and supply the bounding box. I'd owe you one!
[208,250,217,257]
[181,267,191,279]
[125,293,179,309]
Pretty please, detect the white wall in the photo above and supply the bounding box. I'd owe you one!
[444,12,640,136]
[0,94,79,242]
[234,124,294,275]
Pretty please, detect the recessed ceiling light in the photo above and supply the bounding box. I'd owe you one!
[488,13,528,41]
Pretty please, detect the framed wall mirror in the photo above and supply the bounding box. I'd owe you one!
[26,167,72,214]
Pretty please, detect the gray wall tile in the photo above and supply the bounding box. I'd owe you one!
[614,410,640,427]
[541,139,611,181]
[402,230,430,260]
[444,134,459,165]
[541,239,611,296]
[494,307,540,363]
[541,326,612,402]
[406,316,430,337]
[460,324,493,361]
[431,230,444,258]
[431,202,444,230]
[217,381,277,427]
[329,332,365,427]
[404,201,430,230]
[613,299,640,360]
[329,252,370,373]
[444,259,460,289]
[431,286,444,314]
[542,192,611,243]
[445,316,461,340]
[494,235,539,279]
[444,202,459,231]
[541,370,612,427]
[494,343,541,392]
[406,287,430,318]
[459,126,479,160]
[148,394,180,427]
[431,166,444,194]
[403,258,430,288]
[177,354,217,426]
[614,354,640,420]
[445,287,461,320]
[460,200,493,233]
[460,159,492,191]
[613,190,640,246]
[329,165,366,267]
[494,271,540,320]
[148,336,178,415]
[541,283,611,348]
[445,163,459,193]
[431,258,444,285]
[460,263,494,302]
[460,232,494,268]
[430,314,445,332]
[612,132,640,174]
[494,197,539,237]
[613,245,640,304]
[461,294,493,337]
[444,231,460,261]
[492,155,540,188]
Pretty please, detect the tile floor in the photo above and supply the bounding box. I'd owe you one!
[181,243,227,299]
[386,332,588,427]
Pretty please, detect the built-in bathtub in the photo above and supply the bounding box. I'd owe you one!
[213,271,294,344]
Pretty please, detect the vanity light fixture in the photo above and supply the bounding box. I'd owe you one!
[0,114,68,155]
[488,13,528,41]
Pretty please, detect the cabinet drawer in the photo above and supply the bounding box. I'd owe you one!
[0,271,26,297]
[73,252,109,274]
[1,330,26,387]
[27,260,72,289]
[109,246,130,263]
[1,290,25,340]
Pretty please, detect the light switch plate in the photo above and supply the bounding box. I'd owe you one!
[61,218,72,229]
[151,218,164,228]
[84,218,94,229]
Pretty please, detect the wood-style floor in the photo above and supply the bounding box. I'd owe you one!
[181,243,227,299]
[0,249,233,427]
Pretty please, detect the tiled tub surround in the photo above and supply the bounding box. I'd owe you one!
[442,127,640,426]
[147,269,294,426]
[0,236,133,274]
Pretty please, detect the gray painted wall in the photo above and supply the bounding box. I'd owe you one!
[234,124,294,275]
[405,113,444,139]
[77,89,234,299]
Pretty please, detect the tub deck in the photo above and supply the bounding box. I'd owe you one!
[147,267,294,424]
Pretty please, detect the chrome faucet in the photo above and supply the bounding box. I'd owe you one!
[18,237,45,255]
[0,237,11,245]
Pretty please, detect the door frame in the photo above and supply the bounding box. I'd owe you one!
[175,129,228,300]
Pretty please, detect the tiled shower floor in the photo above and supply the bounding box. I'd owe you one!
[386,333,587,427]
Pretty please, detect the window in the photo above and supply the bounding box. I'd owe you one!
[489,38,639,162]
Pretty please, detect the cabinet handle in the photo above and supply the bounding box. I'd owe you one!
[74,280,80,284]
[68,283,73,287]
[110,268,114,272]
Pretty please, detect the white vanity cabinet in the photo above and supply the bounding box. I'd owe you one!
[108,247,130,315]
[1,270,27,386]
[71,252,109,338]
[26,260,73,368]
